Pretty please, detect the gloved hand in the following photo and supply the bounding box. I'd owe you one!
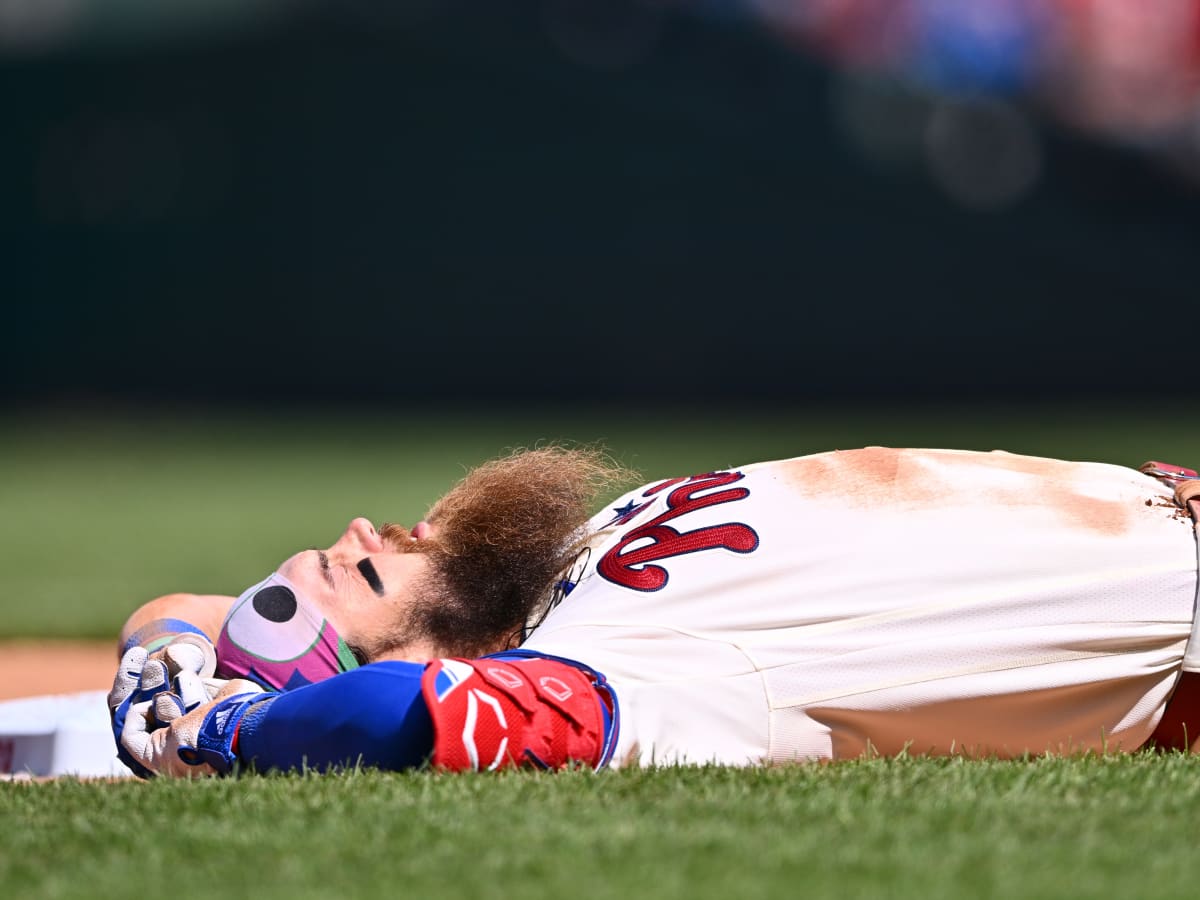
[120,670,267,778]
[107,637,223,777]
[156,632,218,681]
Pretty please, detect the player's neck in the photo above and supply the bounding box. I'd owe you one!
[371,638,444,664]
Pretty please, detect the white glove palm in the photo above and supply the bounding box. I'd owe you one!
[121,671,265,778]
[108,638,225,778]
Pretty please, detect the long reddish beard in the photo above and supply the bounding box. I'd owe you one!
[378,446,634,658]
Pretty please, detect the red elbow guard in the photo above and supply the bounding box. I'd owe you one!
[421,654,616,771]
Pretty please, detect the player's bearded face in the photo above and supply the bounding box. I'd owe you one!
[216,447,632,684]
[215,518,431,688]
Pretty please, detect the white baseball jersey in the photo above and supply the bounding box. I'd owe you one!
[521,448,1199,765]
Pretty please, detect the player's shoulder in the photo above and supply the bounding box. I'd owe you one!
[738,446,1124,478]
[715,447,1141,507]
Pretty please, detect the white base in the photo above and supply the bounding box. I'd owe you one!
[0,690,135,778]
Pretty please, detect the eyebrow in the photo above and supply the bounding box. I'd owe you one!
[316,550,334,587]
[357,558,386,597]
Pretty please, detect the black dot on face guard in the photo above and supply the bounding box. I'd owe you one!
[253,585,298,623]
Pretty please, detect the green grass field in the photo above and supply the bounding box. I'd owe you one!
[7,756,1200,899]
[5,403,1200,899]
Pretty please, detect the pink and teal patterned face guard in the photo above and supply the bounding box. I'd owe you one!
[216,572,360,691]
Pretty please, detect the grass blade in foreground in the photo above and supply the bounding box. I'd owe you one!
[4,754,1200,900]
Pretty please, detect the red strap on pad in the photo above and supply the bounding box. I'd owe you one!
[1140,460,1199,479]
[1139,459,1200,520]
[421,656,609,771]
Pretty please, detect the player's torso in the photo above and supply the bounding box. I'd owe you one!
[522,448,1198,765]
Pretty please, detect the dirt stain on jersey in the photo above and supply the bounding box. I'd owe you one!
[1037,481,1130,535]
[967,451,1132,536]
[779,447,1133,536]
[779,447,951,508]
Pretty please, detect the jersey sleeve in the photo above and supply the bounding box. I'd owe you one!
[234,661,434,773]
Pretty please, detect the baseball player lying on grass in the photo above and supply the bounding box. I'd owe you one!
[109,445,1200,778]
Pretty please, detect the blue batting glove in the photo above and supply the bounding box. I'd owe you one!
[122,671,269,778]
[107,647,171,778]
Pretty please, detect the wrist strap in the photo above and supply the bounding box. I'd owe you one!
[122,618,209,655]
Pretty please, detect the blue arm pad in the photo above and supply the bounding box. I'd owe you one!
[235,661,434,773]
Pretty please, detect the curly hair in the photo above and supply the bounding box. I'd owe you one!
[379,445,635,658]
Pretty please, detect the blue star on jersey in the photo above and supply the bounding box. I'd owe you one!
[601,498,653,528]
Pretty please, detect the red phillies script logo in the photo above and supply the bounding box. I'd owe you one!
[598,471,759,592]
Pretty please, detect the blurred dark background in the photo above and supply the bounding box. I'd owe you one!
[3,0,1198,411]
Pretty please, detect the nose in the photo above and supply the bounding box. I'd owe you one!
[335,517,385,555]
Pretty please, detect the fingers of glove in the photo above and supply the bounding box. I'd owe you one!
[163,635,217,680]
[153,692,187,728]
[109,648,157,778]
[139,658,171,697]
[120,699,156,775]
[173,670,210,713]
[107,646,149,712]
[152,669,211,728]
[162,643,205,680]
